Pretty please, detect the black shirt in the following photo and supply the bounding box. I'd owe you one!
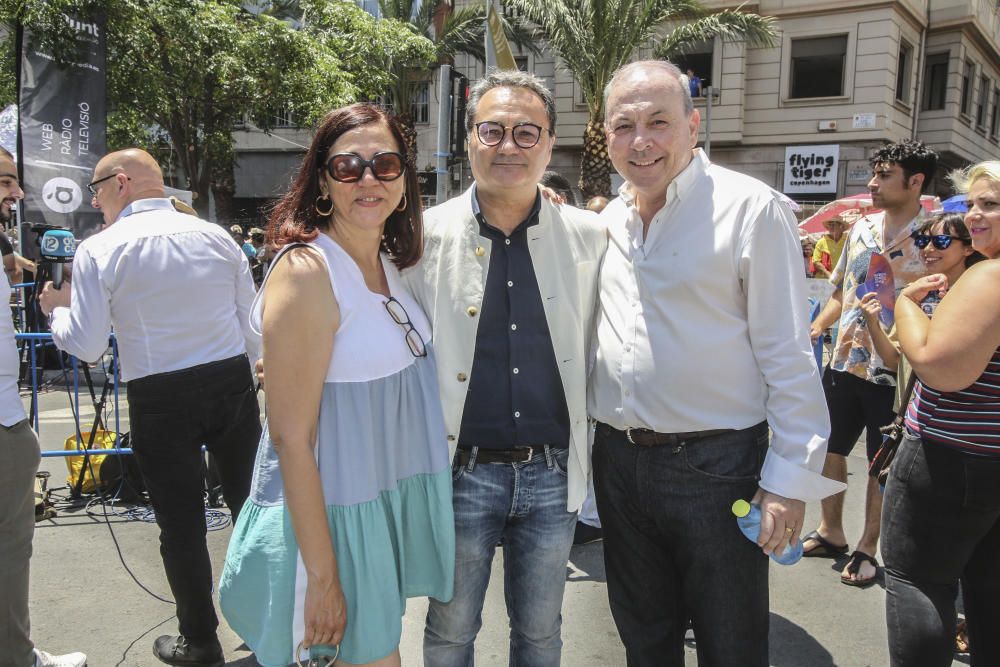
[457,191,570,450]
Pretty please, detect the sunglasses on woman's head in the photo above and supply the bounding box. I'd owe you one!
[911,233,962,250]
[325,152,405,183]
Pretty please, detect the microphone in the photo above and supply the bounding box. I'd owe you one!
[40,228,76,289]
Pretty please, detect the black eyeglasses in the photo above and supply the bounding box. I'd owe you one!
[87,173,130,196]
[325,152,405,183]
[384,297,427,358]
[475,121,550,149]
[911,233,963,250]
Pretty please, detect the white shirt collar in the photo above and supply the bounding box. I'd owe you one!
[116,197,175,222]
[617,149,707,211]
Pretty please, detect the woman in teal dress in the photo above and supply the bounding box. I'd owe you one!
[219,104,454,667]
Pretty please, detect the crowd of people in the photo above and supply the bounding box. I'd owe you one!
[0,59,997,667]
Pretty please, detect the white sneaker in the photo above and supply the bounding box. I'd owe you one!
[31,649,87,667]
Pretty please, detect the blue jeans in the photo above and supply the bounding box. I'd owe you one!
[882,432,1000,667]
[592,422,770,667]
[423,446,577,667]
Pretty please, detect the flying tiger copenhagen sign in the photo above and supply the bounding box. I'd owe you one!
[783,144,839,194]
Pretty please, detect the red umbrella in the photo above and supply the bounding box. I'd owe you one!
[798,194,940,234]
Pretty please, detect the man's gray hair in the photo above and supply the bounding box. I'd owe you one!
[465,69,557,134]
[603,60,694,118]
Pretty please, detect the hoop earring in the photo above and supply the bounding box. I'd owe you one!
[314,194,333,217]
[395,192,407,212]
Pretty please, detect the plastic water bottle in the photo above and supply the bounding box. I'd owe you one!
[731,499,803,565]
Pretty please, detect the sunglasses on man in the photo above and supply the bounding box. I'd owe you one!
[324,152,405,183]
[911,233,963,250]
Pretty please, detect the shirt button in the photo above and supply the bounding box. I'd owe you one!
[513,367,519,374]
[467,306,478,317]
[625,344,631,351]
[624,389,631,397]
[447,435,456,442]
[505,239,511,245]
[507,280,513,287]
[457,372,467,382]
[511,324,517,331]
[514,411,520,418]
[475,246,485,257]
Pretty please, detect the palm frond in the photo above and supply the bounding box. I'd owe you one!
[655,7,777,59]
[436,5,488,62]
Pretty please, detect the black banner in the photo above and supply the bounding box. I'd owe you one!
[18,13,106,244]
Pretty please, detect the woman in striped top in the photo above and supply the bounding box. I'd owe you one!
[881,160,1000,667]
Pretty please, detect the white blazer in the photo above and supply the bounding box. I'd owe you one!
[402,187,607,512]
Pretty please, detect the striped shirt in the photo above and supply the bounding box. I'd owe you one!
[905,347,1000,456]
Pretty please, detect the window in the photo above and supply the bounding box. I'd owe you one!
[921,53,948,111]
[992,87,1000,138]
[514,55,530,72]
[673,41,714,98]
[961,59,974,116]
[896,41,913,103]
[274,107,295,128]
[410,82,429,124]
[978,75,990,127]
[790,35,848,98]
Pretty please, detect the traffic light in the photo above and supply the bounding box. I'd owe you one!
[451,71,468,160]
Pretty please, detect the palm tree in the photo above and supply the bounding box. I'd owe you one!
[504,0,777,199]
[378,0,536,158]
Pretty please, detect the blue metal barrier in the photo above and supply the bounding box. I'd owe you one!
[16,330,124,458]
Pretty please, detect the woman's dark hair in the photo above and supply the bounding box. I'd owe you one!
[267,103,423,270]
[916,212,987,267]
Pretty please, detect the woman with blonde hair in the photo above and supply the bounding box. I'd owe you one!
[881,160,1000,666]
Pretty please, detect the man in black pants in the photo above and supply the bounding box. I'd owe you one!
[807,140,938,586]
[40,148,260,667]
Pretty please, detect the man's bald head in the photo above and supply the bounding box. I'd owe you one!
[91,148,166,225]
[95,149,165,195]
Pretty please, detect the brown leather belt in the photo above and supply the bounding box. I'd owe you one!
[455,445,564,465]
[596,422,736,448]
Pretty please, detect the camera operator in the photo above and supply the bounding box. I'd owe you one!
[0,147,86,667]
[38,148,261,667]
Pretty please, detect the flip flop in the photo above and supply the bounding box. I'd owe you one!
[801,530,849,558]
[841,550,879,587]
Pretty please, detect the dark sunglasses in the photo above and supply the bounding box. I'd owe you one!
[911,233,963,250]
[325,152,405,183]
[384,297,427,358]
[475,121,550,149]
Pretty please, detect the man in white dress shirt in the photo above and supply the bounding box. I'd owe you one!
[39,149,261,667]
[0,148,87,667]
[588,61,844,666]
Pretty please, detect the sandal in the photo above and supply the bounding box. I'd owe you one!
[801,530,849,558]
[840,550,878,587]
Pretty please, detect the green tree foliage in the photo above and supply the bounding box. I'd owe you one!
[505,0,776,199]
[0,0,435,219]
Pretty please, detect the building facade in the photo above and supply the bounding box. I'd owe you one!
[232,0,1000,215]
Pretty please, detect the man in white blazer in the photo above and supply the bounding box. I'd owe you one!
[404,70,606,667]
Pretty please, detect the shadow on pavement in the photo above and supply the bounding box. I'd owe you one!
[768,612,836,666]
[567,542,606,582]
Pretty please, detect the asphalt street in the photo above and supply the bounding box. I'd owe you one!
[25,387,967,667]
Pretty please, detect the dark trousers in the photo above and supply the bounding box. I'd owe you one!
[593,422,770,667]
[127,354,261,641]
[882,432,1000,667]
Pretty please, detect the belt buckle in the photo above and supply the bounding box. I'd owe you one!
[625,428,636,445]
[521,446,533,462]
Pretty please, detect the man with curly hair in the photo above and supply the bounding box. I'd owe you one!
[807,139,938,587]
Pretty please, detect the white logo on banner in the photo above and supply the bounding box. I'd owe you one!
[41,177,83,214]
